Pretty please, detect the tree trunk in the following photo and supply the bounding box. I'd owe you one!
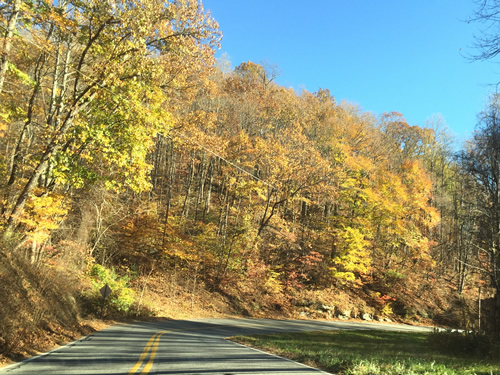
[162,139,175,246]
[181,154,195,218]
[0,0,22,95]
[4,88,96,237]
[495,291,500,337]
[6,51,47,186]
[203,157,214,222]
[195,153,206,220]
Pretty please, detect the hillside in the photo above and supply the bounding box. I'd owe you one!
[0,242,480,365]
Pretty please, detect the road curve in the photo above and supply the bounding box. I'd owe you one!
[0,318,434,375]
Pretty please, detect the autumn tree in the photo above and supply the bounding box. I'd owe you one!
[0,0,22,95]
[1,0,220,249]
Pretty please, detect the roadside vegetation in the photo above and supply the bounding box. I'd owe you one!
[232,330,500,375]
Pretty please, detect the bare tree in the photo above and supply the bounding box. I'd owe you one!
[469,0,500,62]
[461,93,500,334]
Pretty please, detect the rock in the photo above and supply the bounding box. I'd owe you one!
[362,313,373,321]
[319,304,334,312]
[299,311,308,318]
[337,309,351,320]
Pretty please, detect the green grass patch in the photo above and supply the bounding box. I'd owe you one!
[231,330,500,375]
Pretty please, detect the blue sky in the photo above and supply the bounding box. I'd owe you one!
[203,0,500,145]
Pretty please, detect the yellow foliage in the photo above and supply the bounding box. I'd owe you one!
[0,120,7,138]
[381,302,394,316]
[18,193,69,243]
[264,270,284,295]
[331,227,371,286]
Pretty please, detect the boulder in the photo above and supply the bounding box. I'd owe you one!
[362,313,373,321]
[319,304,335,312]
[337,310,351,320]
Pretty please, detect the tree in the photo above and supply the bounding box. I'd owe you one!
[0,0,22,95]
[469,0,500,62]
[461,93,500,334]
[1,0,221,239]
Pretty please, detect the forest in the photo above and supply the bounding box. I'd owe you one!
[1,0,500,359]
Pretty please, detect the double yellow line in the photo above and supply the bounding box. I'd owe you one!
[128,330,169,374]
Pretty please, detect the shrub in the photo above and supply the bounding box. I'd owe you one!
[85,263,135,316]
[427,329,500,359]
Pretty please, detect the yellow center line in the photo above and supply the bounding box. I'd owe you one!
[128,330,169,374]
[128,321,269,374]
[141,332,164,373]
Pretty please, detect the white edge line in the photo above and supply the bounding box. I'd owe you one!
[0,333,95,373]
[226,338,333,375]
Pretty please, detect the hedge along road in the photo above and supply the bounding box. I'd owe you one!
[0,318,434,375]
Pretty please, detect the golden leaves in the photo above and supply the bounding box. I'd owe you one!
[18,192,69,245]
[331,227,371,286]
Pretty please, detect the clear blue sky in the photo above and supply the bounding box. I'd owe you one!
[203,0,500,145]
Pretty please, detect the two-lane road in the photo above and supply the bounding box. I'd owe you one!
[1,318,434,375]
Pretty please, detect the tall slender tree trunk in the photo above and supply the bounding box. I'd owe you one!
[0,0,22,95]
[217,185,229,238]
[203,158,214,222]
[150,136,164,193]
[6,51,47,186]
[162,139,175,246]
[166,140,175,220]
[195,153,206,220]
[181,154,195,218]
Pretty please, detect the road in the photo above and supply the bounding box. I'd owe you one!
[0,318,434,375]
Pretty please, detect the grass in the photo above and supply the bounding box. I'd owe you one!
[231,330,500,375]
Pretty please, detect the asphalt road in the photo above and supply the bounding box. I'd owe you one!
[0,318,434,375]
